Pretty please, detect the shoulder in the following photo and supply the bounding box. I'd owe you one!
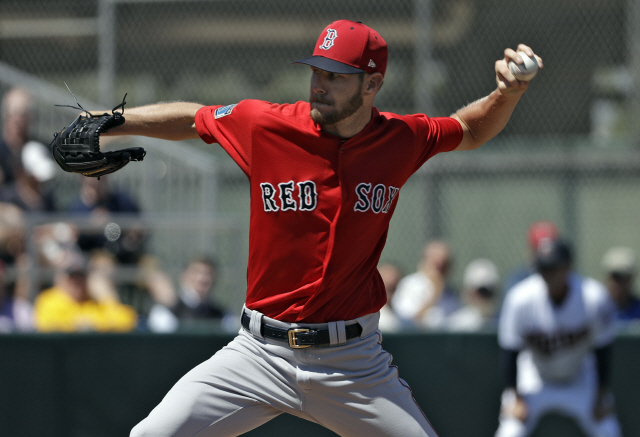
[257,101,315,127]
[198,100,313,132]
[378,111,459,132]
[36,287,61,298]
[576,275,614,315]
[510,273,544,298]
[393,273,434,306]
[396,272,429,290]
[34,287,69,305]
[201,99,308,120]
[376,111,463,154]
[575,274,608,303]
[10,297,33,316]
[503,274,545,310]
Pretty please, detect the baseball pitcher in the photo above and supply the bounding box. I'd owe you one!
[52,19,541,437]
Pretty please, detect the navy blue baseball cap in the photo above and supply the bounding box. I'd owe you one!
[535,239,572,269]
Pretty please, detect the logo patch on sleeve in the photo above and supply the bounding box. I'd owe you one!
[214,104,237,119]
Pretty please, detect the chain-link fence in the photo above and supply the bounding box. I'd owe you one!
[2,0,640,312]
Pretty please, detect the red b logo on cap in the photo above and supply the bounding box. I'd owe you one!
[319,29,337,50]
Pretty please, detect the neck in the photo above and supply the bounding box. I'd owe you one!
[550,284,569,306]
[321,105,373,138]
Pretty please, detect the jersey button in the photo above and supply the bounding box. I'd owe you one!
[340,147,345,153]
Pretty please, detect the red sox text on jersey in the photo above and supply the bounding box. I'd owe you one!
[259,180,400,213]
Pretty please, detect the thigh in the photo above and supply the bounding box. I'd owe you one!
[302,332,439,437]
[534,371,595,432]
[573,414,622,437]
[523,379,594,437]
[593,415,622,437]
[131,397,280,437]
[131,334,299,437]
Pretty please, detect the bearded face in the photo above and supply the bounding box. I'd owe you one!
[310,87,364,126]
[308,70,365,126]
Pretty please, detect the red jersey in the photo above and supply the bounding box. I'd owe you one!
[196,100,462,322]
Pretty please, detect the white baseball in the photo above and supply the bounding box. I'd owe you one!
[508,51,538,82]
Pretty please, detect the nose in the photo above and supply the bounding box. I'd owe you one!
[310,72,326,95]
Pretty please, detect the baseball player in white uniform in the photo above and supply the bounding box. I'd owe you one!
[496,239,622,437]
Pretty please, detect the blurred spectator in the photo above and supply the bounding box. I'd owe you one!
[392,240,460,329]
[147,255,229,332]
[446,258,500,332]
[0,202,26,265]
[0,87,57,211]
[0,259,34,333]
[377,262,412,332]
[33,221,85,278]
[86,249,124,303]
[68,176,146,264]
[137,255,182,312]
[504,220,559,292]
[33,255,137,332]
[0,87,31,186]
[601,246,640,322]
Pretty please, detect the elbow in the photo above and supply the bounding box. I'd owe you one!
[451,114,483,151]
[454,129,485,151]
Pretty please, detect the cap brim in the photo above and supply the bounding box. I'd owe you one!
[293,56,363,74]
[536,261,560,270]
[536,257,567,270]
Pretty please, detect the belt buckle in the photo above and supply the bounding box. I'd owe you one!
[288,328,311,348]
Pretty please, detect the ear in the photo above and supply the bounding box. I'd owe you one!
[364,73,384,95]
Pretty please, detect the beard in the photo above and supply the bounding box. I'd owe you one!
[310,89,364,125]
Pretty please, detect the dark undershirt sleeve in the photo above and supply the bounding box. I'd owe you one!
[594,344,612,387]
[500,347,520,389]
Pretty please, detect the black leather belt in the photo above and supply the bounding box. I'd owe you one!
[241,312,362,348]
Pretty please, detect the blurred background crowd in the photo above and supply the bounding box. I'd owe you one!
[0,86,237,333]
[1,85,639,338]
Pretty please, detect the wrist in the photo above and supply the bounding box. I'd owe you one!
[495,85,525,101]
[502,387,520,402]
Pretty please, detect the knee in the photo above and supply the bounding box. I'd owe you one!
[130,419,155,437]
[131,415,183,437]
[596,415,622,437]
[129,423,143,437]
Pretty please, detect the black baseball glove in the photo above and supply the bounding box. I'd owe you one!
[51,92,145,178]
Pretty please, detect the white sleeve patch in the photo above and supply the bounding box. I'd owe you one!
[214,104,238,119]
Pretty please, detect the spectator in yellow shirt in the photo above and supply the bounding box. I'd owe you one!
[34,256,137,332]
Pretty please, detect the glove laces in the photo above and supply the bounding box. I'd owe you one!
[55,81,127,117]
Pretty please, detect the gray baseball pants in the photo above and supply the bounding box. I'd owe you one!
[130,308,439,437]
